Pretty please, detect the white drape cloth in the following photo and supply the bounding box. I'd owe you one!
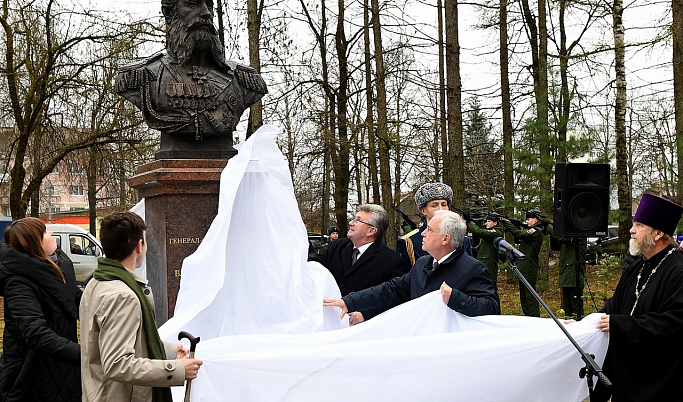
[183,294,607,402]
[130,199,146,279]
[159,125,345,341]
[158,125,609,401]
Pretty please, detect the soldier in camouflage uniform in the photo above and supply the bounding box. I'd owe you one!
[502,209,545,317]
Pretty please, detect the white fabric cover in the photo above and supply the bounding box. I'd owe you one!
[159,125,345,341]
[185,294,607,402]
[130,199,146,279]
[158,125,609,401]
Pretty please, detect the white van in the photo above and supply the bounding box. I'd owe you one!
[47,224,103,284]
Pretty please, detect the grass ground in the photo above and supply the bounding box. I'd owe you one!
[499,255,623,317]
[0,255,624,351]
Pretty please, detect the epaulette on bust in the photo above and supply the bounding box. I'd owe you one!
[115,52,164,93]
[400,228,420,239]
[118,51,164,73]
[235,64,268,94]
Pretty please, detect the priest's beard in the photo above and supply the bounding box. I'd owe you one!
[629,231,655,256]
[166,15,227,70]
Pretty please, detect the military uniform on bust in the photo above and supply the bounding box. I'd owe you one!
[114,0,268,160]
[116,52,267,141]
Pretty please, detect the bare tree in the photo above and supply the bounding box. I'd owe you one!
[370,0,396,239]
[363,0,380,203]
[0,0,154,218]
[246,0,264,137]
[674,0,683,206]
[612,0,631,249]
[444,0,465,207]
[500,0,514,218]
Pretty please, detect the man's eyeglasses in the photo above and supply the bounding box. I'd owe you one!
[350,217,376,228]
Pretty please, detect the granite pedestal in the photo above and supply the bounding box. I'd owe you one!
[129,159,229,326]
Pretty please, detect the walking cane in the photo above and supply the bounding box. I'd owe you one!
[178,331,200,402]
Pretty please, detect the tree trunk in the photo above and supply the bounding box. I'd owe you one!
[674,0,683,206]
[444,0,465,208]
[558,0,570,163]
[614,0,631,249]
[333,0,351,234]
[371,0,395,242]
[364,0,380,204]
[437,0,447,180]
[500,0,514,219]
[537,0,551,288]
[298,0,337,232]
[246,0,263,138]
[537,0,550,209]
[216,0,226,50]
[521,0,550,286]
[394,82,403,240]
[88,150,98,236]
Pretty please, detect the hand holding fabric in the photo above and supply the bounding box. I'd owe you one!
[323,299,348,319]
[348,312,365,326]
[183,358,203,380]
[596,315,610,332]
[440,282,452,305]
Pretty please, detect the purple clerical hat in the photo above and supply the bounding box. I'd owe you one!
[633,193,683,235]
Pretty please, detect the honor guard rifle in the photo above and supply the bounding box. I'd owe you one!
[390,204,418,231]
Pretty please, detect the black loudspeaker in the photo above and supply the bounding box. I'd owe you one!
[553,163,610,237]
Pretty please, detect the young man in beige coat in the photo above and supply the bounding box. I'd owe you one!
[80,212,202,401]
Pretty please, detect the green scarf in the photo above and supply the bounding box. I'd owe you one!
[93,257,173,402]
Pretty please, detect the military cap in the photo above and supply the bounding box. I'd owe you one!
[526,209,542,220]
[486,213,500,222]
[327,226,340,236]
[414,182,453,210]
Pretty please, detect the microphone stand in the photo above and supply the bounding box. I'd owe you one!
[505,251,610,397]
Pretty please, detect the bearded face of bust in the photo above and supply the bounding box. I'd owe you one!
[164,0,226,68]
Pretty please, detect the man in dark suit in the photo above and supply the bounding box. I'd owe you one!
[310,204,406,323]
[324,210,500,323]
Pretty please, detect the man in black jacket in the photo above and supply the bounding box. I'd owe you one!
[324,210,499,321]
[310,204,406,323]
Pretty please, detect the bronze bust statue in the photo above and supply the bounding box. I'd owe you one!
[116,0,267,159]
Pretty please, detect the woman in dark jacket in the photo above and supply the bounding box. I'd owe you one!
[0,218,82,402]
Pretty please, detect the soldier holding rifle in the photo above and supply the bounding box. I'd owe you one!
[501,209,546,317]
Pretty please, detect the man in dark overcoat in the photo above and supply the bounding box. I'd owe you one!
[324,211,499,321]
[310,204,406,323]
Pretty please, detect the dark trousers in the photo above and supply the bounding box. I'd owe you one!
[519,281,540,317]
[561,286,582,318]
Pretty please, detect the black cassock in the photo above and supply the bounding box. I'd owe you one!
[593,245,683,402]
